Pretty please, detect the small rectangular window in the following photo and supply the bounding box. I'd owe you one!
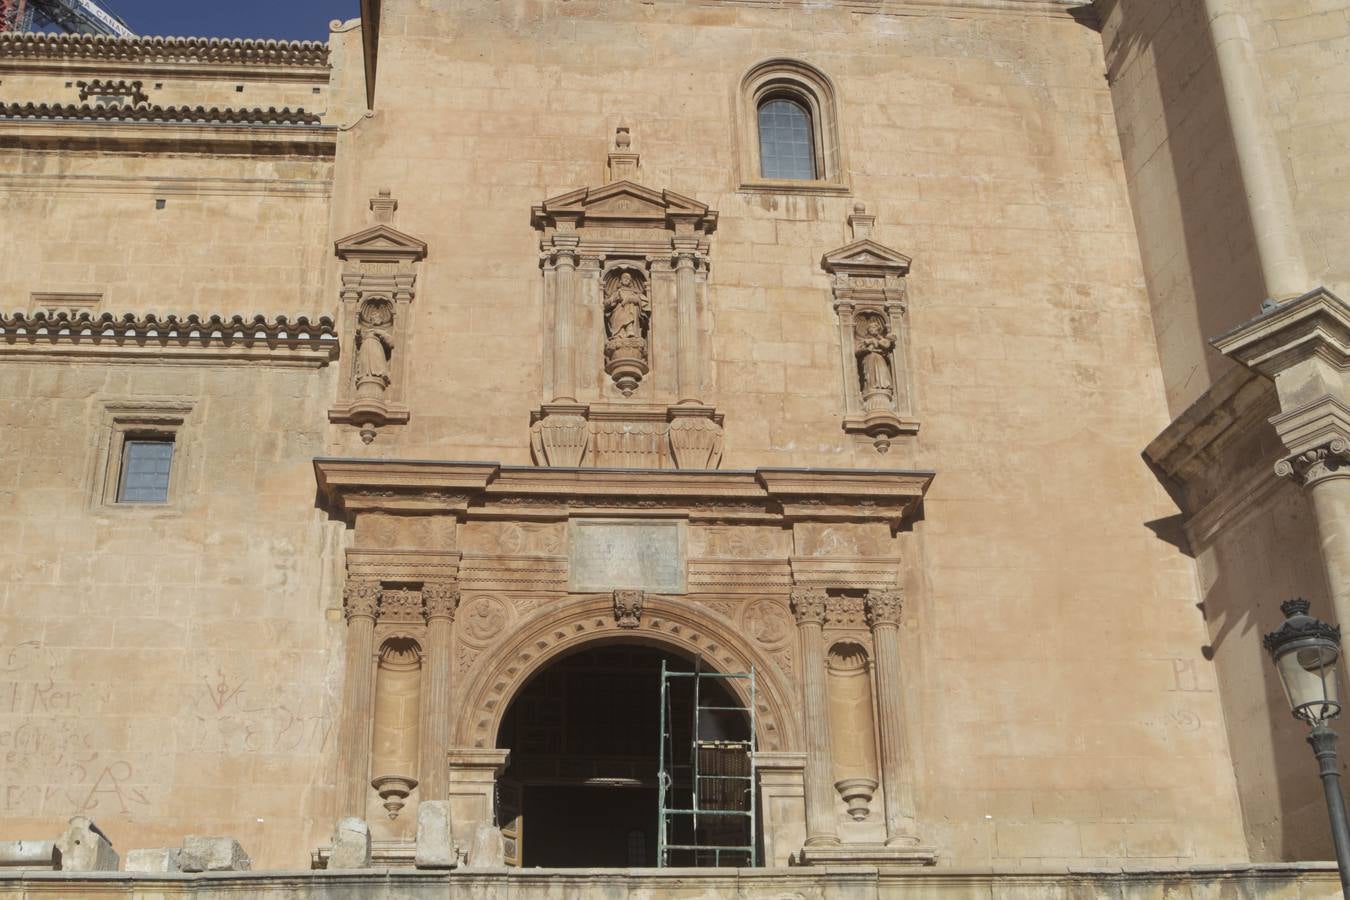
[117,438,174,503]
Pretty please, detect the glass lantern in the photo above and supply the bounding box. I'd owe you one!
[1265,599,1343,725]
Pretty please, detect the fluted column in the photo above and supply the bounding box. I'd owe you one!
[866,589,918,845]
[791,587,839,846]
[1277,443,1350,632]
[673,247,700,404]
[418,581,459,802]
[552,242,580,402]
[336,577,380,818]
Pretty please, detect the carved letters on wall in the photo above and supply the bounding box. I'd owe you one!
[329,190,428,443]
[529,127,724,469]
[821,203,918,452]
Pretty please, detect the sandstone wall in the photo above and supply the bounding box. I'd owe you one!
[1102,0,1350,862]
[333,0,1248,867]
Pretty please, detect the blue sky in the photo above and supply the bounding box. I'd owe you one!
[107,0,359,41]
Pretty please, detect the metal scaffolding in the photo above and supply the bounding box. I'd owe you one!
[1,0,133,37]
[657,658,757,868]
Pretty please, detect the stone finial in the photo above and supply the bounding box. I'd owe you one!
[848,202,876,241]
[370,188,398,223]
[179,835,251,872]
[328,817,372,869]
[414,800,458,869]
[54,817,117,872]
[607,123,640,183]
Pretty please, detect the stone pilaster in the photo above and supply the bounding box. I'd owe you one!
[673,245,700,404]
[551,241,580,402]
[419,581,459,802]
[791,587,839,847]
[865,589,918,845]
[337,577,379,818]
[1276,439,1350,630]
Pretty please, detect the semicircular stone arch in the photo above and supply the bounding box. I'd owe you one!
[454,595,801,753]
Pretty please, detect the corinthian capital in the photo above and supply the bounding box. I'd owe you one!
[422,580,460,622]
[865,589,904,628]
[1275,439,1350,487]
[789,587,829,626]
[342,578,380,622]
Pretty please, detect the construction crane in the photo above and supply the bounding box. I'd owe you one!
[0,0,134,37]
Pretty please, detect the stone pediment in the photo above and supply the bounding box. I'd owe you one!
[821,239,911,277]
[334,224,428,263]
[532,181,717,233]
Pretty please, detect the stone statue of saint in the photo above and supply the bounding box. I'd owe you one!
[856,316,896,397]
[604,271,648,341]
[355,299,395,393]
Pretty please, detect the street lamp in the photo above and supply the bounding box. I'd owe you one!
[1264,598,1350,893]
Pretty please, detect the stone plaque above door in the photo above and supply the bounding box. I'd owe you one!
[568,518,686,593]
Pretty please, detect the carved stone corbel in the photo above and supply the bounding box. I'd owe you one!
[613,589,644,628]
[822,204,918,453]
[329,190,428,443]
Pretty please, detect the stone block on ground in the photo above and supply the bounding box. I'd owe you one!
[54,817,118,872]
[328,817,371,869]
[465,823,505,869]
[413,800,457,869]
[179,835,251,872]
[125,848,182,873]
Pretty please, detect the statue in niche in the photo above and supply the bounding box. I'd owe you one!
[603,269,650,396]
[354,297,395,401]
[855,314,897,411]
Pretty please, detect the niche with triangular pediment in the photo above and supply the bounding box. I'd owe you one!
[329,193,428,443]
[528,129,724,469]
[821,205,918,451]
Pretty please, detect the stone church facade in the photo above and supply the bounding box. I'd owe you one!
[0,0,1347,895]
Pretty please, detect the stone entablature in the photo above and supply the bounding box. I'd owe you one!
[0,310,338,366]
[0,102,322,126]
[0,33,330,68]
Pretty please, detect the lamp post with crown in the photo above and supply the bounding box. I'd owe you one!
[1264,598,1350,893]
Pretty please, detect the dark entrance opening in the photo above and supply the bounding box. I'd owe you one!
[495,643,755,868]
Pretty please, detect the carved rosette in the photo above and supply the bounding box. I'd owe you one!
[613,590,644,628]
[343,578,380,622]
[865,590,904,629]
[1275,439,1350,487]
[423,581,460,622]
[790,587,830,627]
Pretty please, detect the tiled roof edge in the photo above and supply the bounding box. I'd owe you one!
[0,102,323,126]
[0,32,330,67]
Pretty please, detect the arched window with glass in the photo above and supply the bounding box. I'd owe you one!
[757,95,817,181]
[739,59,846,191]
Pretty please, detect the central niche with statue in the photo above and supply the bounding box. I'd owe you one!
[529,128,724,470]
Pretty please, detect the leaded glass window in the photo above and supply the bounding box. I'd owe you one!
[117,438,173,503]
[757,97,816,180]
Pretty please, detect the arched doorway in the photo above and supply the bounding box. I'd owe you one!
[495,642,757,868]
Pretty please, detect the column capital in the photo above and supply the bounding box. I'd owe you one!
[790,587,829,626]
[865,589,904,628]
[1276,439,1350,487]
[342,577,380,622]
[422,581,460,622]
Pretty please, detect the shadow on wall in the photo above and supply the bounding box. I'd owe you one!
[1103,0,1343,865]
[1099,0,1267,415]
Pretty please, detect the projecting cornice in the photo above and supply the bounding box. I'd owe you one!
[0,102,322,126]
[0,33,330,67]
[313,459,934,525]
[0,311,338,366]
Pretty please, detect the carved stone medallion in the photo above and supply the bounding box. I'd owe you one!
[459,595,511,647]
[743,598,793,648]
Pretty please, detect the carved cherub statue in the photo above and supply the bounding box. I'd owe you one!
[856,315,897,397]
[355,298,395,394]
[604,271,649,341]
